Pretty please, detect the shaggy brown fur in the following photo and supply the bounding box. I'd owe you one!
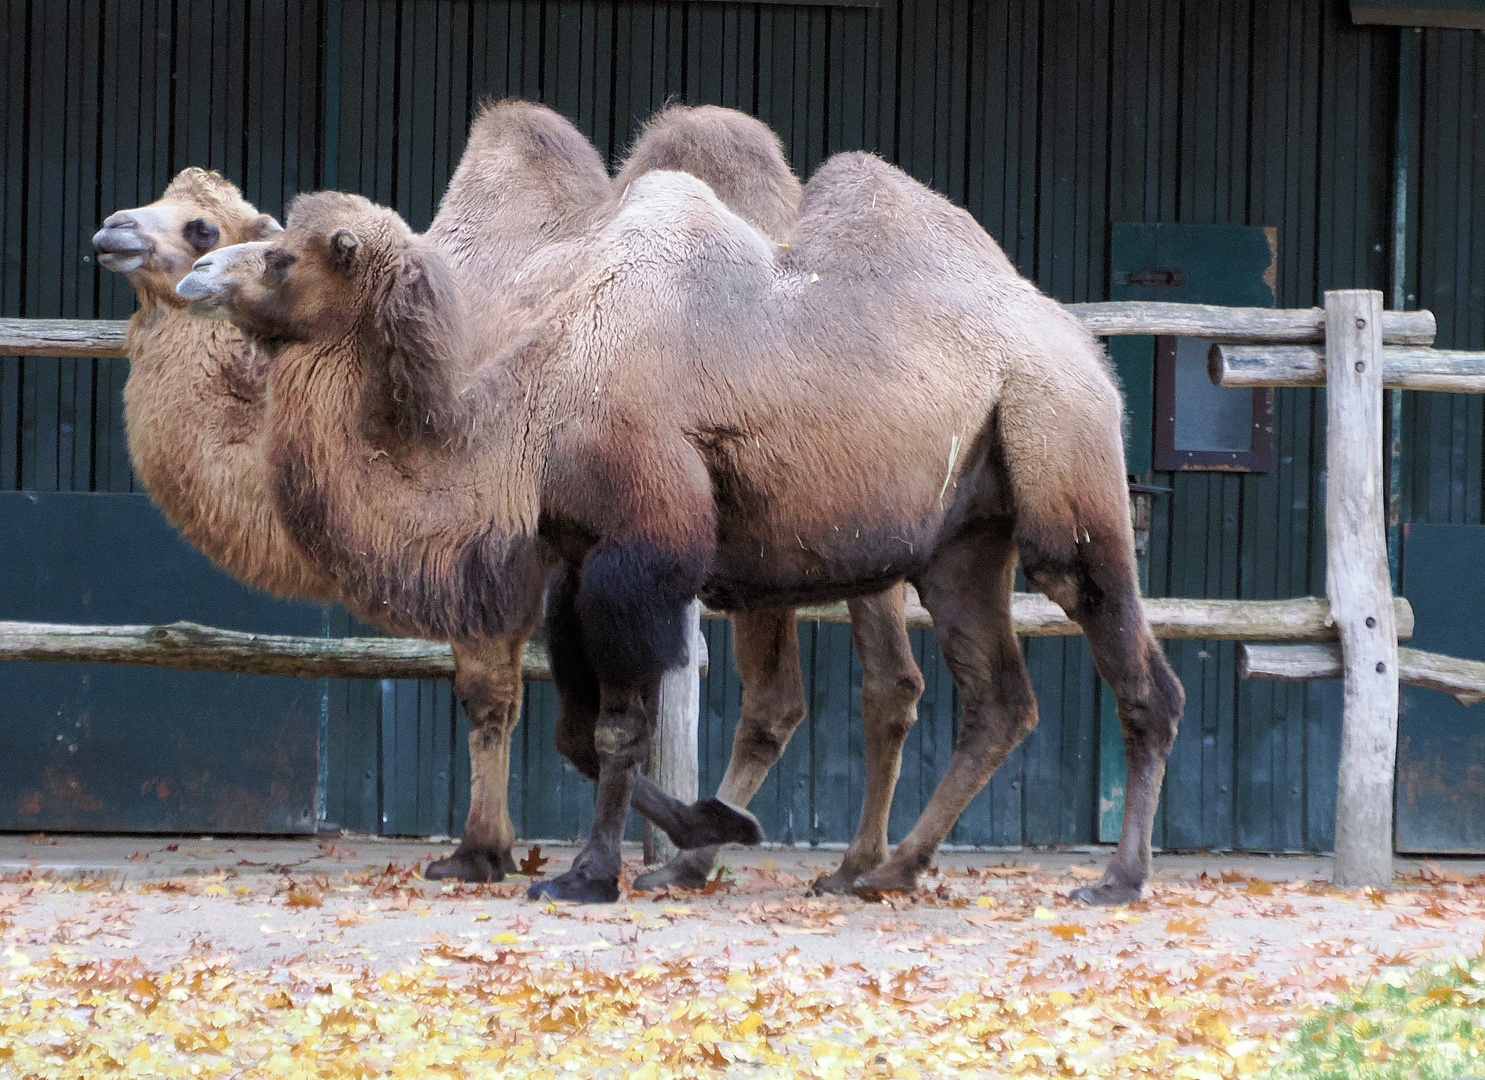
[93,169,337,603]
[187,148,1184,906]
[170,104,926,890]
[615,106,925,896]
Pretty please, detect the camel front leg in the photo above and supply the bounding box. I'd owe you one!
[633,608,807,890]
[811,585,924,894]
[425,638,525,882]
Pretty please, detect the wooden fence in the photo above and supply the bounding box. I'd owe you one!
[4,298,1485,884]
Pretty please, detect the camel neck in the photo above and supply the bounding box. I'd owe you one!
[265,341,546,642]
[121,304,340,603]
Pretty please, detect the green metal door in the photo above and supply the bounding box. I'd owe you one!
[0,492,326,833]
[1395,523,1485,853]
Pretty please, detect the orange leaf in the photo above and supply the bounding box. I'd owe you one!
[699,869,731,895]
[1048,923,1086,939]
[1245,879,1274,896]
[286,886,323,908]
[518,845,549,877]
[1165,916,1206,935]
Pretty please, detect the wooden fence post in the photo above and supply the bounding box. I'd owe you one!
[644,599,702,866]
[1326,289,1399,889]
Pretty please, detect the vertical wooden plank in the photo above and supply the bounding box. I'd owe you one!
[1327,289,1396,888]
[644,601,701,863]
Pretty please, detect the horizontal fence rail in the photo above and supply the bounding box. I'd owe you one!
[1065,303,1436,344]
[1241,642,1485,708]
[1213,343,1485,392]
[0,307,1441,359]
[0,596,1415,680]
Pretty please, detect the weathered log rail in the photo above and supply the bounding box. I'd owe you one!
[1241,643,1485,708]
[0,306,1439,359]
[0,596,1416,681]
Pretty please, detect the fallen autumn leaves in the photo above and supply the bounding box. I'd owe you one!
[0,848,1483,1079]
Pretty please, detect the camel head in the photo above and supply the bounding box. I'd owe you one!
[179,191,473,446]
[93,168,282,304]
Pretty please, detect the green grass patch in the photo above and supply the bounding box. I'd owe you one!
[1264,952,1485,1080]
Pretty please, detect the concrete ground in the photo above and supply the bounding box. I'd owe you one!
[3,833,1483,973]
[4,834,1485,1077]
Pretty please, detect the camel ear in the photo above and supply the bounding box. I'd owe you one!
[329,228,361,276]
[244,213,282,241]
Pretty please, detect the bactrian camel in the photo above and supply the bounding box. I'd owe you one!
[93,109,759,880]
[181,150,1184,905]
[108,103,922,890]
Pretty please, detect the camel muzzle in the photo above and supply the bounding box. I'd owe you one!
[175,256,226,303]
[92,221,151,273]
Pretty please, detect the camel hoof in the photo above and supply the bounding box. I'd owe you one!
[633,852,713,892]
[809,869,861,896]
[1070,881,1143,906]
[527,869,619,904]
[670,799,764,849]
[849,867,918,902]
[425,847,507,883]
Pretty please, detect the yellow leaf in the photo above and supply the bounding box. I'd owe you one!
[692,1023,723,1043]
[726,971,752,992]
[737,1012,764,1036]
[975,896,997,907]
[1048,990,1075,1006]
[1403,1017,1431,1038]
[472,912,491,922]
[1033,907,1056,920]
[663,906,693,916]
[203,884,229,897]
[490,932,520,945]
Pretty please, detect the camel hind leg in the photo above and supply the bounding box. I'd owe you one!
[854,521,1036,897]
[1020,534,1183,905]
[811,587,924,894]
[1005,372,1185,904]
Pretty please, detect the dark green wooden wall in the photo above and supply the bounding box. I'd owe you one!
[2,0,1481,851]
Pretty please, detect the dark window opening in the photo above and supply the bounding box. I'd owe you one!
[1153,336,1273,472]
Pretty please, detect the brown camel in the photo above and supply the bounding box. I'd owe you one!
[614,106,925,895]
[181,149,1184,905]
[94,109,759,881]
[110,103,918,889]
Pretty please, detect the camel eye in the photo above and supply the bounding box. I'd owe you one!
[263,248,296,281]
[183,218,219,254]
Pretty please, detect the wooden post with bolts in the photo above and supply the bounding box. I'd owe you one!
[1325,289,1399,889]
[644,600,703,866]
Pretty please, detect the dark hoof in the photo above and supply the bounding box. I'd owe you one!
[850,866,919,902]
[810,868,861,896]
[633,851,714,892]
[425,846,507,883]
[527,869,619,904]
[672,799,764,849]
[1070,881,1143,905]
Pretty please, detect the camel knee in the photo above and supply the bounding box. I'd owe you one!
[733,705,803,767]
[861,666,925,722]
[554,716,600,780]
[1116,652,1184,760]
